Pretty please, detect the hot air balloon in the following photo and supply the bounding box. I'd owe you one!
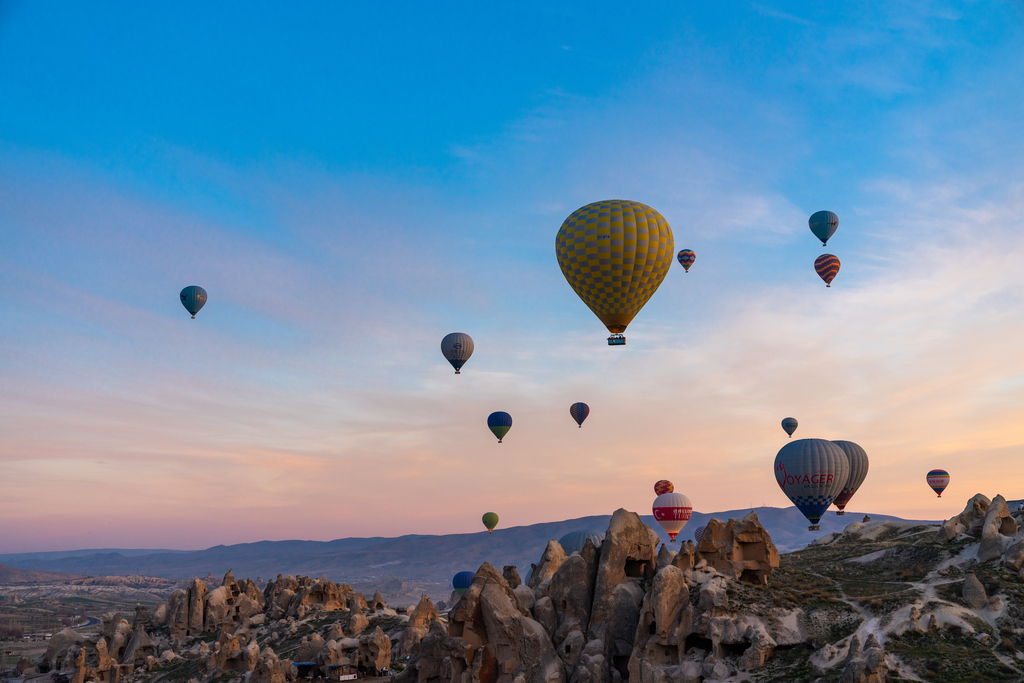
[831,441,869,515]
[774,439,850,531]
[782,417,798,438]
[927,469,950,497]
[814,254,841,287]
[570,402,590,428]
[677,249,696,272]
[555,200,674,345]
[180,286,207,319]
[482,512,499,533]
[654,480,674,495]
[693,525,705,545]
[452,571,474,597]
[558,530,605,555]
[652,491,692,541]
[441,333,474,374]
[809,211,839,246]
[487,412,512,443]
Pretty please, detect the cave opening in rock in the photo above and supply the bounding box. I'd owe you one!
[648,621,656,635]
[612,655,630,680]
[624,559,647,577]
[719,641,749,658]
[684,633,713,654]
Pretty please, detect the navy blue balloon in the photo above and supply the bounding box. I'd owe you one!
[179,286,208,319]
[452,570,474,596]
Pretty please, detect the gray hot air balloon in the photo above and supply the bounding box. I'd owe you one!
[180,286,208,319]
[781,417,798,438]
[558,530,605,555]
[773,438,849,531]
[831,441,869,515]
[441,333,474,374]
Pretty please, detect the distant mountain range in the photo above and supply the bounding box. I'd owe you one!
[0,507,935,598]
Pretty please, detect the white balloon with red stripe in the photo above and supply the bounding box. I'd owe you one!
[652,491,693,541]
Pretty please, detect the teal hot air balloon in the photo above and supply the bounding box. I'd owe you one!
[831,441,869,515]
[774,439,850,530]
[809,211,839,246]
[180,286,207,319]
[441,333,474,374]
[781,417,798,438]
[487,412,512,443]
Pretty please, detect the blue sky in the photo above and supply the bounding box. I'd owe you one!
[1,1,1023,552]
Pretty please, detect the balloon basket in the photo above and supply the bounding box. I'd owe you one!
[455,370,460,374]
[836,511,845,516]
[607,334,626,346]
[808,525,821,531]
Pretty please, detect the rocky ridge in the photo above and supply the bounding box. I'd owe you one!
[30,495,1024,683]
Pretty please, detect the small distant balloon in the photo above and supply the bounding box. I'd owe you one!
[452,571,474,596]
[814,254,841,287]
[677,249,696,272]
[781,418,798,438]
[180,286,207,319]
[693,525,705,544]
[809,211,839,246]
[558,530,605,555]
[441,333,474,374]
[652,491,692,541]
[654,480,674,495]
[927,469,950,497]
[482,512,499,533]
[570,402,590,428]
[487,412,512,443]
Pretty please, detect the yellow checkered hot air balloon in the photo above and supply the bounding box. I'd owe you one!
[555,200,674,345]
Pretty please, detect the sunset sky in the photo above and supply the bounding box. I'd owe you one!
[2,2,1023,553]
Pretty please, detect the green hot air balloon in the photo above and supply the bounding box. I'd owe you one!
[482,512,499,533]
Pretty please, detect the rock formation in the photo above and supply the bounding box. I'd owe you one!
[694,511,780,585]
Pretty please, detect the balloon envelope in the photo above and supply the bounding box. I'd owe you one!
[452,571,474,596]
[654,480,674,495]
[179,286,207,318]
[693,525,705,544]
[781,418,798,437]
[774,438,850,529]
[652,491,692,540]
[555,200,674,338]
[831,441,869,514]
[558,530,605,555]
[482,512,499,533]
[815,254,841,287]
[809,211,839,246]
[487,412,512,443]
[570,402,590,428]
[441,333,474,374]
[927,469,950,497]
[677,249,695,272]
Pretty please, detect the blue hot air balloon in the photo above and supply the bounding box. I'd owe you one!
[558,530,605,555]
[452,571,474,597]
[487,412,512,443]
[569,402,590,428]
